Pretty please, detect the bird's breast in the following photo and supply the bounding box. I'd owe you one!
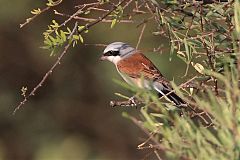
[116,66,151,89]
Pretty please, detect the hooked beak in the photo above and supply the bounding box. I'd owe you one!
[100,55,107,61]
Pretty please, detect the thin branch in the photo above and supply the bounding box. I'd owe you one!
[136,23,147,49]
[88,7,109,12]
[75,2,99,8]
[110,98,143,107]
[84,43,107,47]
[154,150,162,160]
[184,5,199,38]
[60,7,85,27]
[54,10,134,23]
[123,0,134,9]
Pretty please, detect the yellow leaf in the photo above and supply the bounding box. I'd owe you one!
[177,51,186,57]
[191,62,204,74]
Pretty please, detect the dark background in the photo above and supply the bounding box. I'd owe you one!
[0,0,186,159]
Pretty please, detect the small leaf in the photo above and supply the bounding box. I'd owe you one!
[191,62,205,74]
[46,0,62,6]
[31,8,41,15]
[21,86,28,97]
[79,34,84,43]
[183,38,191,62]
[73,35,79,40]
[190,87,194,96]
[60,30,66,42]
[177,51,186,57]
[122,112,129,118]
[114,93,129,99]
[111,19,117,28]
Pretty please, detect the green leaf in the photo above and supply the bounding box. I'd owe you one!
[31,8,41,15]
[79,34,84,43]
[111,19,117,28]
[122,112,129,118]
[73,35,79,40]
[46,0,62,6]
[183,38,191,62]
[60,30,66,42]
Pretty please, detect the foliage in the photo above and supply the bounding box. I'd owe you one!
[18,0,240,159]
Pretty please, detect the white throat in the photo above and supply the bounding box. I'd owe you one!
[107,56,121,64]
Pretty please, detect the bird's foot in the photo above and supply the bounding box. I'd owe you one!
[109,96,142,108]
[129,96,138,108]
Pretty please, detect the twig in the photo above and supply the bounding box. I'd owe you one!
[123,0,134,9]
[88,7,109,12]
[75,2,99,8]
[67,22,79,39]
[110,98,142,107]
[154,150,162,160]
[59,2,103,27]
[199,5,214,70]
[136,23,147,49]
[60,8,84,27]
[184,5,199,38]
[54,10,134,23]
[84,43,107,47]
[142,151,155,160]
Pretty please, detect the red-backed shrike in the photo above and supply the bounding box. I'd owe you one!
[100,42,185,106]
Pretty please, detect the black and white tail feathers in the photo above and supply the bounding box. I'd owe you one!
[153,81,186,107]
[158,89,186,106]
[153,80,213,126]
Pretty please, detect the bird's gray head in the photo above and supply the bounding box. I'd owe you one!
[100,42,136,64]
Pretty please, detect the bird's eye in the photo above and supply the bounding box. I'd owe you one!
[111,51,120,56]
[104,50,120,56]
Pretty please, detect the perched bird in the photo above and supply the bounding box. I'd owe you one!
[100,42,186,107]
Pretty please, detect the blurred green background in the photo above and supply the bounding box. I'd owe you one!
[0,0,186,160]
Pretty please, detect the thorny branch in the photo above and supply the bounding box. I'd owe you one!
[13,22,79,115]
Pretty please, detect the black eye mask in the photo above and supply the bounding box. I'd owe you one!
[103,50,120,56]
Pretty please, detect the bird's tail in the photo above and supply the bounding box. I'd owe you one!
[158,90,186,106]
[153,81,213,126]
[152,81,186,107]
